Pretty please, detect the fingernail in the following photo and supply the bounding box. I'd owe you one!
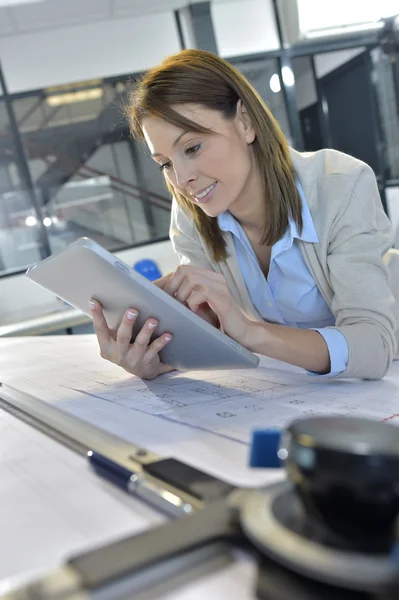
[127,310,137,320]
[164,335,172,341]
[89,301,96,310]
[148,321,157,329]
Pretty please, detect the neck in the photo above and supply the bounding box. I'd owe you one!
[228,162,266,233]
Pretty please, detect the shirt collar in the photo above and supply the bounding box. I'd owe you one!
[217,180,319,244]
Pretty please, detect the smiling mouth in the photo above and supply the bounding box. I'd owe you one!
[194,182,217,202]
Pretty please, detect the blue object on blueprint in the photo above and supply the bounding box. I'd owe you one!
[249,429,282,468]
[134,259,162,281]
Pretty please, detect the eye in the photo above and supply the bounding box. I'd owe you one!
[159,161,172,172]
[185,144,201,157]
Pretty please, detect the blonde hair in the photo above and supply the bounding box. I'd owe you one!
[127,49,302,262]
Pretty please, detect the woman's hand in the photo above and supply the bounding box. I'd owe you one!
[153,271,219,327]
[89,300,174,380]
[155,265,252,347]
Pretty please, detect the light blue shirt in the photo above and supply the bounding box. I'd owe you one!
[217,183,349,377]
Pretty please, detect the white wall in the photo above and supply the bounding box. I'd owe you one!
[0,12,180,94]
[211,0,280,57]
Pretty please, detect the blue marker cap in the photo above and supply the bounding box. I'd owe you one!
[249,429,282,468]
[87,450,135,491]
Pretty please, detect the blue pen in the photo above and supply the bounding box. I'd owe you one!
[87,450,194,517]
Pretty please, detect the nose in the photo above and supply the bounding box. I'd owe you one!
[173,161,197,190]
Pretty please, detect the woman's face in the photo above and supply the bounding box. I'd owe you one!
[142,103,257,218]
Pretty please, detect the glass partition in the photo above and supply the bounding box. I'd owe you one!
[0,78,172,277]
[0,89,44,275]
[230,57,292,144]
[1,46,399,278]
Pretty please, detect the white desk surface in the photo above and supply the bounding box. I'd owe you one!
[1,335,399,598]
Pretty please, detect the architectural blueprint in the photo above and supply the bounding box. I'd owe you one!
[2,335,399,449]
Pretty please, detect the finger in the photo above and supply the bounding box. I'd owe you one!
[153,273,173,290]
[173,277,201,304]
[185,289,208,313]
[186,288,227,317]
[174,273,226,305]
[163,265,198,297]
[158,363,176,375]
[163,267,222,301]
[142,333,173,365]
[116,308,138,354]
[194,304,220,327]
[132,319,158,353]
[89,299,114,357]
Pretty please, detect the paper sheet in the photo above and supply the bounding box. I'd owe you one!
[2,335,399,485]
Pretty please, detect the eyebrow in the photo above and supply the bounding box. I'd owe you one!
[151,130,189,157]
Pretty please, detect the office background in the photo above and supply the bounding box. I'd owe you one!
[0,0,398,328]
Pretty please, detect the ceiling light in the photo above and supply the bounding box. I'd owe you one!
[297,0,398,39]
[304,21,384,39]
[269,73,281,93]
[282,66,295,87]
[46,79,102,94]
[0,0,44,6]
[46,88,103,107]
[25,216,37,227]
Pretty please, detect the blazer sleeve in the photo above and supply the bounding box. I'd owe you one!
[327,165,396,379]
[169,198,215,270]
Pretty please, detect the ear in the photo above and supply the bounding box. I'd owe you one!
[236,99,256,144]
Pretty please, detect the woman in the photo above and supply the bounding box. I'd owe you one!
[90,49,396,381]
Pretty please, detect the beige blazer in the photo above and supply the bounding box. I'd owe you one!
[169,148,396,379]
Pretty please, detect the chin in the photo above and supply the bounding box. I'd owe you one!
[198,197,232,218]
[200,206,225,218]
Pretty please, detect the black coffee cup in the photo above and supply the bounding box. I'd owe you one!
[281,416,399,553]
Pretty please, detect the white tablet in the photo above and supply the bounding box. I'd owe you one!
[26,238,260,371]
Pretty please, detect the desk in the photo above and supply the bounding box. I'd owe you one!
[0,336,269,599]
[1,335,399,598]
